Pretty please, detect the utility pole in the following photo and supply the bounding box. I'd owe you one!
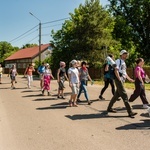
[29,12,41,64]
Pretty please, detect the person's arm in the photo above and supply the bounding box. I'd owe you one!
[68,73,72,87]
[114,68,121,81]
[24,68,28,76]
[104,64,109,72]
[37,67,40,75]
[57,69,60,82]
[137,70,144,85]
[126,74,134,82]
[64,73,68,81]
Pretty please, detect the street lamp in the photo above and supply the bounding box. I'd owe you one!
[29,12,42,64]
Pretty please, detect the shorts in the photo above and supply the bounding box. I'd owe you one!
[10,75,16,81]
[58,79,65,90]
[71,83,79,95]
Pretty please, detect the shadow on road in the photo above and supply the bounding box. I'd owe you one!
[65,112,129,120]
[33,97,57,101]
[36,102,69,110]
[116,119,150,130]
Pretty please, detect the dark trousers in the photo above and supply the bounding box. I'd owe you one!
[129,78,149,104]
[107,78,132,114]
[100,78,115,96]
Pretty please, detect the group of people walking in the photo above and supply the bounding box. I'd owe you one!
[99,50,149,118]
[0,49,149,118]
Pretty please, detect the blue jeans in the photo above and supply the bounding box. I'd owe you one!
[77,80,89,101]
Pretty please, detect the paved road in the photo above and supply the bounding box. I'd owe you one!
[0,75,150,150]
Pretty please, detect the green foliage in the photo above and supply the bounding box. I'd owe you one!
[0,41,19,63]
[51,0,118,68]
[21,43,38,49]
[108,0,150,63]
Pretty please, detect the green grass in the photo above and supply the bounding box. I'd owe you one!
[94,79,150,90]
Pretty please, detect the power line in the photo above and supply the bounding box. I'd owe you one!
[42,17,70,25]
[9,25,38,43]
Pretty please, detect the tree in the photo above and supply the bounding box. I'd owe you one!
[0,41,19,63]
[51,0,117,68]
[108,0,150,63]
[21,43,38,49]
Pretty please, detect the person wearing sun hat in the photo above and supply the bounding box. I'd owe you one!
[107,49,137,118]
[68,59,80,107]
[42,63,54,96]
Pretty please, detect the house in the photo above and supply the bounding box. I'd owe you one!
[5,43,53,74]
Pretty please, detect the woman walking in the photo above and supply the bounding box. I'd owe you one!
[77,61,93,105]
[9,65,18,89]
[99,54,115,100]
[57,61,68,99]
[42,63,54,96]
[24,64,35,88]
[68,60,80,107]
[129,58,149,109]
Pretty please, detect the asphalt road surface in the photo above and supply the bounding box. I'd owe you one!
[0,75,150,150]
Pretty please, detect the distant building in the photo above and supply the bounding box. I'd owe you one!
[5,43,53,74]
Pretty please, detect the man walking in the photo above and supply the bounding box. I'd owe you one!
[107,50,137,118]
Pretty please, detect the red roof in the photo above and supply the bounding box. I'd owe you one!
[5,44,50,61]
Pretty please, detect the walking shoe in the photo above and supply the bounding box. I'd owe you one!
[99,95,105,100]
[143,104,149,109]
[61,96,65,99]
[77,98,82,102]
[107,108,117,113]
[42,90,44,96]
[128,112,137,118]
[88,101,93,105]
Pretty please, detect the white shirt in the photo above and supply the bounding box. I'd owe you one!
[68,67,79,84]
[115,59,127,81]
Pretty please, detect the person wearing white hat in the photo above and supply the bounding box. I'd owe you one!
[107,50,137,118]
[68,59,80,107]
[42,63,54,96]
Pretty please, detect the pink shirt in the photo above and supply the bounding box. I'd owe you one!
[135,66,145,79]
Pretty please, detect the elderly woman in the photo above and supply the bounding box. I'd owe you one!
[8,64,18,89]
[57,61,68,99]
[77,61,93,105]
[129,58,149,109]
[42,63,54,96]
[68,60,80,107]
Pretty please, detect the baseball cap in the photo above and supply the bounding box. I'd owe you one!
[120,50,128,55]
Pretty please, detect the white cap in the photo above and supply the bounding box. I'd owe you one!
[120,50,128,55]
[70,59,77,65]
[46,63,49,66]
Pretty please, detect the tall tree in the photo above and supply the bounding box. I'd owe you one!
[0,41,19,63]
[108,0,150,63]
[51,0,116,68]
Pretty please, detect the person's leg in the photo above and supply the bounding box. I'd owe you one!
[109,79,115,95]
[140,88,149,105]
[99,78,109,99]
[77,81,84,99]
[129,78,141,102]
[27,75,31,88]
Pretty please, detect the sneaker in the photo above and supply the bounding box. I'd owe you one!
[42,90,44,95]
[143,104,149,109]
[88,101,93,105]
[99,95,105,100]
[128,112,137,118]
[77,98,82,102]
[107,108,117,113]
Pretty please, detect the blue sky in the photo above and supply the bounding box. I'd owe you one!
[0,0,108,48]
